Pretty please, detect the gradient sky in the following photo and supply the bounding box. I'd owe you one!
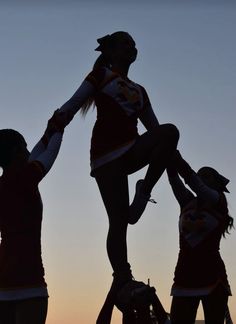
[0,1,235,323]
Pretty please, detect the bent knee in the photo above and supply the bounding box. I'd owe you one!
[160,123,180,143]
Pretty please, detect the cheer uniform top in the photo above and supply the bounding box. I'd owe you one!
[168,173,231,297]
[59,67,158,174]
[0,133,62,300]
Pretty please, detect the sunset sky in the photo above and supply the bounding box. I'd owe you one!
[0,0,235,323]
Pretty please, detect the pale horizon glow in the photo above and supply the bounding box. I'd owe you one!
[0,1,236,323]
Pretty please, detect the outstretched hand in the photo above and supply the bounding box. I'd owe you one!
[169,149,194,180]
[43,109,74,140]
[49,109,74,132]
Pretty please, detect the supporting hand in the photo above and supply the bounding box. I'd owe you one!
[171,150,194,181]
[42,109,73,144]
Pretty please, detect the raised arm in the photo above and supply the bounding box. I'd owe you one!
[29,110,67,176]
[167,164,194,208]
[59,80,96,115]
[32,133,63,175]
[173,151,220,205]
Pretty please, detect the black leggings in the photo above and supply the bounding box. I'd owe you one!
[170,284,229,324]
[94,124,179,278]
[0,297,48,324]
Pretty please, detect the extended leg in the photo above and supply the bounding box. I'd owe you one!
[95,160,133,323]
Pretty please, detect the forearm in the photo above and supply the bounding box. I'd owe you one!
[175,156,194,182]
[29,120,62,161]
[171,152,219,204]
[59,80,95,115]
[35,132,63,174]
[167,171,194,207]
[139,105,159,130]
[29,140,46,162]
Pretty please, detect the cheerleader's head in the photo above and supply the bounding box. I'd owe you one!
[0,129,29,170]
[197,166,229,193]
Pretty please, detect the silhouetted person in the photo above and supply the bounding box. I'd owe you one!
[58,31,179,322]
[167,150,233,324]
[0,111,70,324]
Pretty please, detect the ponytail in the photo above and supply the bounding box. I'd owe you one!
[221,194,234,238]
[223,214,234,238]
[93,53,111,70]
[80,53,110,117]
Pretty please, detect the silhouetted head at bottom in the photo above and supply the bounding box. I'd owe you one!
[0,129,29,170]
